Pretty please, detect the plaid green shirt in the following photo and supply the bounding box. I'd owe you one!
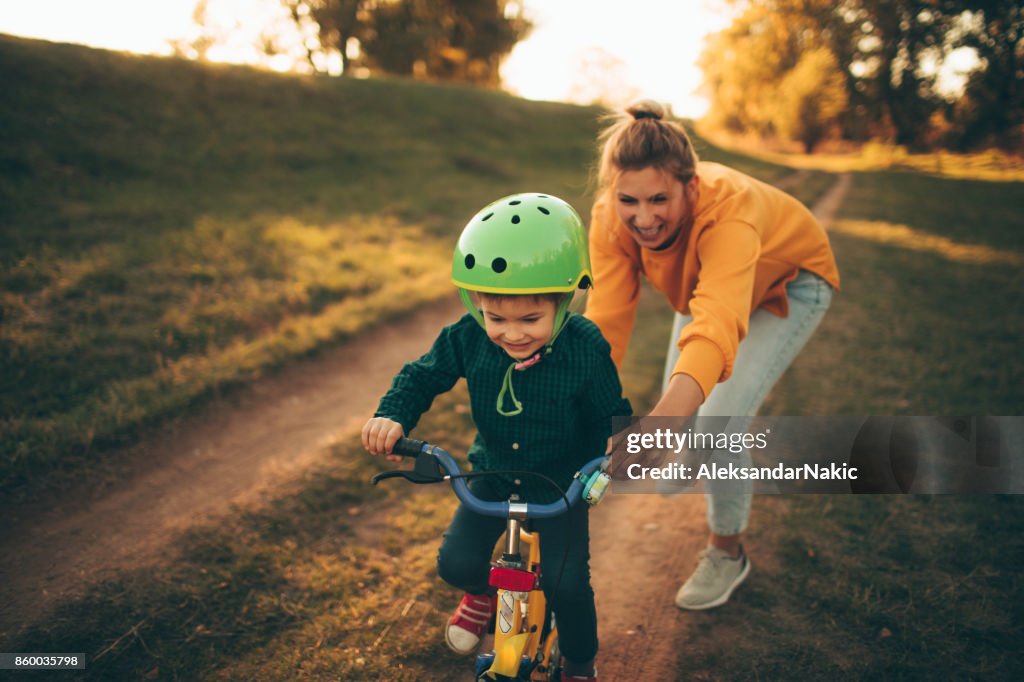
[375,313,632,503]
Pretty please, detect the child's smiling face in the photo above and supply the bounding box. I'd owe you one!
[479,295,557,359]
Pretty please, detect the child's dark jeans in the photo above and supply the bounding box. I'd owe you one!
[436,475,597,664]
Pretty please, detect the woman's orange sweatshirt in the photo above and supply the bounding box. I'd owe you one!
[585,162,840,399]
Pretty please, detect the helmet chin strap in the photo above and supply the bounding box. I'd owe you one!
[459,289,576,418]
[545,293,574,348]
[458,288,486,328]
[458,288,573,348]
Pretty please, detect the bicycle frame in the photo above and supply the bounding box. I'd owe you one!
[373,437,608,682]
[479,520,552,680]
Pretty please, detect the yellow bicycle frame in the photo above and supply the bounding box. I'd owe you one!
[485,527,557,680]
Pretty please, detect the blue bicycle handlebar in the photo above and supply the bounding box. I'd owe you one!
[391,437,607,519]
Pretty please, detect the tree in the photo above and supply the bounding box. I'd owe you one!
[356,0,444,76]
[773,48,849,152]
[699,0,1002,149]
[844,0,953,147]
[282,0,369,74]
[700,6,788,136]
[699,3,836,140]
[952,1,1023,148]
[283,0,530,85]
[437,0,531,85]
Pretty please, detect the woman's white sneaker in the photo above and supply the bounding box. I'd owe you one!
[675,546,751,610]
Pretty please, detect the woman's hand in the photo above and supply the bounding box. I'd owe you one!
[606,372,704,473]
[361,417,405,462]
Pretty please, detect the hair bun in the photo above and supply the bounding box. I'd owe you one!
[626,100,666,121]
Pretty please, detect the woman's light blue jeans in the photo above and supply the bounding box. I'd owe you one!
[661,270,833,535]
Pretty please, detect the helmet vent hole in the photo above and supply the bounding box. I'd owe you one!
[578,275,592,290]
[537,206,550,215]
[509,200,522,205]
[511,215,521,224]
[465,254,475,269]
[482,212,494,221]
[492,258,507,273]
[537,194,548,198]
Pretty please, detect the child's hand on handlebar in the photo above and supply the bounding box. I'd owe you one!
[362,417,405,462]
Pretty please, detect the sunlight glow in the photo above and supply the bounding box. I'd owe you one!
[0,0,734,116]
[501,1,735,117]
[831,220,1024,267]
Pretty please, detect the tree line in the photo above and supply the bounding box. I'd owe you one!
[172,1,1018,154]
[699,0,1022,152]
[279,0,529,86]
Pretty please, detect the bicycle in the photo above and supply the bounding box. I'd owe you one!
[372,437,611,682]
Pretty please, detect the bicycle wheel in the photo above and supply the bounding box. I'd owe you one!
[543,636,560,682]
[534,607,560,682]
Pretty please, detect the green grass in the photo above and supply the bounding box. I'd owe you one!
[3,392,476,681]
[10,221,1022,679]
[681,494,1024,681]
[0,35,808,494]
[0,33,602,490]
[630,166,1023,679]
[698,129,1024,183]
[764,170,1024,415]
[713,167,1024,680]
[2,285,679,682]
[4,34,1022,682]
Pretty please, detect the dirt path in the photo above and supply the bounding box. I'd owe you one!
[0,174,852,676]
[0,297,466,643]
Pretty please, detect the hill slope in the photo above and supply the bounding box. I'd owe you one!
[0,35,604,489]
[0,34,797,491]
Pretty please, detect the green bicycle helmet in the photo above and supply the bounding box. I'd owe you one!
[453,193,593,417]
[452,192,592,335]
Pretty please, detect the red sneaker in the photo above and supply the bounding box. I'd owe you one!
[557,660,598,681]
[445,592,496,655]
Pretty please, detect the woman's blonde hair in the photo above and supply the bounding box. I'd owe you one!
[596,100,699,191]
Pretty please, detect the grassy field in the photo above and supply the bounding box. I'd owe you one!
[0,33,589,491]
[9,163,1023,679]
[695,166,1024,679]
[3,35,1023,681]
[0,34,811,494]
[697,126,1024,183]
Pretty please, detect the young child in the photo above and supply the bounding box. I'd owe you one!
[362,193,631,681]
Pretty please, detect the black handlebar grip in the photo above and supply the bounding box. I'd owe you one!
[392,437,427,457]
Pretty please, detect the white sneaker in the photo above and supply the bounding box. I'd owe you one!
[675,545,751,610]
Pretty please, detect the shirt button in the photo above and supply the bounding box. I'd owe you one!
[514,479,522,486]
[512,442,520,450]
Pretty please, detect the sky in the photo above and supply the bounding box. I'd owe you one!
[502,0,735,116]
[0,0,735,118]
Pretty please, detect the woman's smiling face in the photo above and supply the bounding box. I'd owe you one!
[614,167,697,250]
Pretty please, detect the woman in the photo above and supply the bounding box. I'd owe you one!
[585,101,840,610]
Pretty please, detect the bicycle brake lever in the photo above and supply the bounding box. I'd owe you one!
[371,469,445,486]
